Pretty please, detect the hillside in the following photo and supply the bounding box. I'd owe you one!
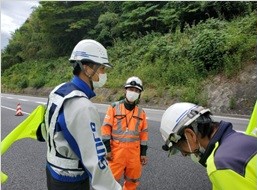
[95,62,257,116]
[204,62,256,116]
[2,2,256,117]
[20,61,256,116]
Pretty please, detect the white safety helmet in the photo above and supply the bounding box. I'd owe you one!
[69,39,112,68]
[160,102,211,154]
[124,76,143,91]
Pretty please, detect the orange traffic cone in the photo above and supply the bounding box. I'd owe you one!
[15,103,23,116]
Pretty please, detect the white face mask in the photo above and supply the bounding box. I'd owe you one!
[126,91,140,102]
[185,134,204,164]
[93,73,107,88]
[190,153,201,163]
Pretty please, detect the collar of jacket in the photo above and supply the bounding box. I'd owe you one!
[124,99,136,111]
[72,76,96,99]
[199,121,234,167]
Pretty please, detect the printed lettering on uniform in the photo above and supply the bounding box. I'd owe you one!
[90,122,108,170]
[105,115,110,119]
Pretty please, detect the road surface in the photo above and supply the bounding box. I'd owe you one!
[1,94,250,190]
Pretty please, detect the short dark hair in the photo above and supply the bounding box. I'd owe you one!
[72,61,96,76]
[179,112,218,140]
[195,112,213,138]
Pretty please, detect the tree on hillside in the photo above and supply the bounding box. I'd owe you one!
[1,8,41,71]
[37,1,105,57]
[1,1,255,72]
[119,1,167,37]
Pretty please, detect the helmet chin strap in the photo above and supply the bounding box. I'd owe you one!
[77,61,84,72]
[89,65,101,90]
[77,61,100,90]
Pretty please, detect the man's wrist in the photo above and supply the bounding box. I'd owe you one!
[103,139,111,152]
[140,145,148,156]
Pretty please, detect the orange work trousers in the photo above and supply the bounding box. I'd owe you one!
[109,141,142,190]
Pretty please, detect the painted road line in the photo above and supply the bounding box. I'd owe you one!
[35,102,47,105]
[1,106,30,115]
[18,99,29,102]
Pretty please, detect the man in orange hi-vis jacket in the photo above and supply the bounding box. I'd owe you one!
[101,76,148,190]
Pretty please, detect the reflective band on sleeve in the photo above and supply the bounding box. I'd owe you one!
[140,140,147,146]
[102,135,111,140]
[141,128,148,132]
[102,122,113,127]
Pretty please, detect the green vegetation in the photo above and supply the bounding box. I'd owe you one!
[229,97,236,110]
[1,2,256,106]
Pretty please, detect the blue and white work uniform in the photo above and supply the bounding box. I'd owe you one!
[44,76,121,190]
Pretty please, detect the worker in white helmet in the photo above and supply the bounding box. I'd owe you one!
[101,76,148,190]
[160,102,257,190]
[43,39,121,190]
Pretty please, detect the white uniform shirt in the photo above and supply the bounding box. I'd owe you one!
[45,76,121,190]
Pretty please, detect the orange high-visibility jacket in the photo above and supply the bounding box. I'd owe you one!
[101,100,148,154]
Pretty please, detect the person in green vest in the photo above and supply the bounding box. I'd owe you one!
[160,102,257,190]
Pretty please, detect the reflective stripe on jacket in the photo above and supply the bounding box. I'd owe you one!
[45,82,87,181]
[101,100,148,189]
[45,76,121,190]
[101,100,148,146]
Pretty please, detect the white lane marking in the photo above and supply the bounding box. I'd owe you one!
[36,102,47,105]
[1,95,250,122]
[18,99,29,102]
[212,115,249,121]
[144,108,165,112]
[144,111,249,121]
[1,106,30,115]
[2,95,47,105]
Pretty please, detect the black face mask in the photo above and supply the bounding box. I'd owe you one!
[124,100,135,110]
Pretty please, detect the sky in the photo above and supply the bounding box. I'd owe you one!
[1,0,40,50]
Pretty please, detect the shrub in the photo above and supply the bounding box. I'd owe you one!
[190,29,225,74]
[229,97,236,110]
[17,79,29,89]
[31,77,45,89]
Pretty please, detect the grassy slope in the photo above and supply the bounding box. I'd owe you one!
[2,13,256,114]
